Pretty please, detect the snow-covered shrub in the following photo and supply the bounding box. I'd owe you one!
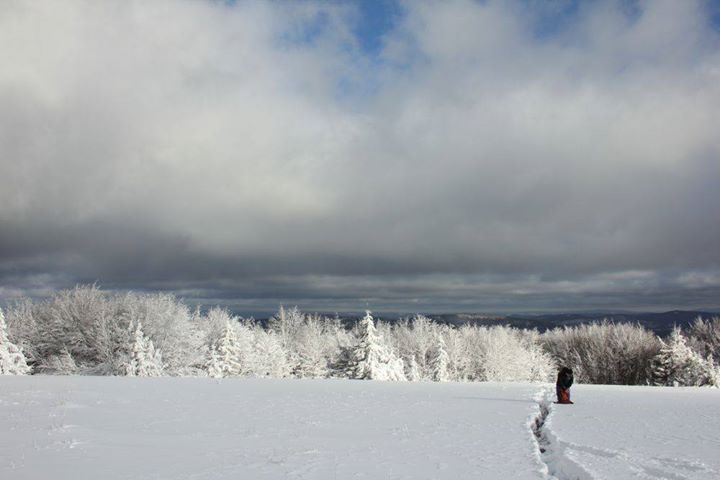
[252,329,291,378]
[211,320,244,378]
[205,319,290,378]
[391,315,440,380]
[120,292,203,375]
[442,326,473,381]
[267,306,346,378]
[37,347,78,375]
[434,325,550,382]
[28,285,122,371]
[470,326,554,382]
[268,306,304,372]
[200,307,236,344]
[347,311,406,381]
[521,330,557,382]
[651,327,717,387]
[125,321,164,377]
[206,344,223,379]
[0,308,31,375]
[407,356,422,381]
[2,299,38,365]
[326,317,354,376]
[687,316,720,364]
[542,321,660,385]
[293,314,331,378]
[6,286,211,376]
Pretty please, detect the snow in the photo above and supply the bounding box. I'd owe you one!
[1,377,542,480]
[2,377,719,480]
[542,384,720,480]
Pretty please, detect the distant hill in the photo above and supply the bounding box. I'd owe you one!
[426,310,719,336]
[250,310,718,337]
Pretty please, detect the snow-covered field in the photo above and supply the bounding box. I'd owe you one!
[544,385,720,480]
[1,377,718,480]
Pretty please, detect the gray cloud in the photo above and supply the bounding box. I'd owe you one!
[1,0,719,313]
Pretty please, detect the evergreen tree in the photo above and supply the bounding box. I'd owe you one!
[408,356,422,382]
[0,308,31,375]
[215,320,243,377]
[125,321,164,377]
[431,333,450,382]
[206,344,223,379]
[347,311,406,381]
[253,330,291,378]
[651,327,715,387]
[144,339,164,377]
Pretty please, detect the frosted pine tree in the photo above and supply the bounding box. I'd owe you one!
[385,355,407,382]
[347,311,385,379]
[0,308,31,375]
[252,330,291,378]
[651,327,715,387]
[710,360,720,388]
[144,339,164,377]
[206,344,223,379]
[347,311,406,381]
[408,356,422,382]
[431,333,450,382]
[125,321,164,377]
[294,316,330,378]
[214,320,243,377]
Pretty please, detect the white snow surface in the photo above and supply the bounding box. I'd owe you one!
[543,384,720,480]
[1,377,719,480]
[1,377,542,480]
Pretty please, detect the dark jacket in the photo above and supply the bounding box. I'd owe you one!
[556,367,574,390]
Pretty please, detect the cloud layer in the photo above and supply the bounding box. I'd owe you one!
[1,0,719,312]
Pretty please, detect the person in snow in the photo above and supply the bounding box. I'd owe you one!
[556,367,574,404]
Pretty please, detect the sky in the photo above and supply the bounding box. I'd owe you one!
[1,0,719,315]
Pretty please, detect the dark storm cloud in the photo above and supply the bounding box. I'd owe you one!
[1,0,719,311]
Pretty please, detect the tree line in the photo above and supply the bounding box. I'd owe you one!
[1,285,718,387]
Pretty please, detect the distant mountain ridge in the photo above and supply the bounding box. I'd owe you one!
[249,309,719,337]
[426,310,718,336]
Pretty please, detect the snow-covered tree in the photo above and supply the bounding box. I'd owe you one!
[687,316,720,364]
[651,327,716,387]
[443,326,472,382]
[206,344,223,379]
[407,356,422,382]
[294,315,331,378]
[347,311,406,381]
[268,305,304,372]
[252,330,291,378]
[213,320,244,377]
[2,300,39,365]
[522,330,556,383]
[31,285,120,371]
[0,308,31,375]
[121,292,203,375]
[125,321,164,377]
[347,311,384,379]
[431,333,450,382]
[38,347,78,375]
[478,326,554,382]
[542,321,660,385]
[391,315,439,380]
